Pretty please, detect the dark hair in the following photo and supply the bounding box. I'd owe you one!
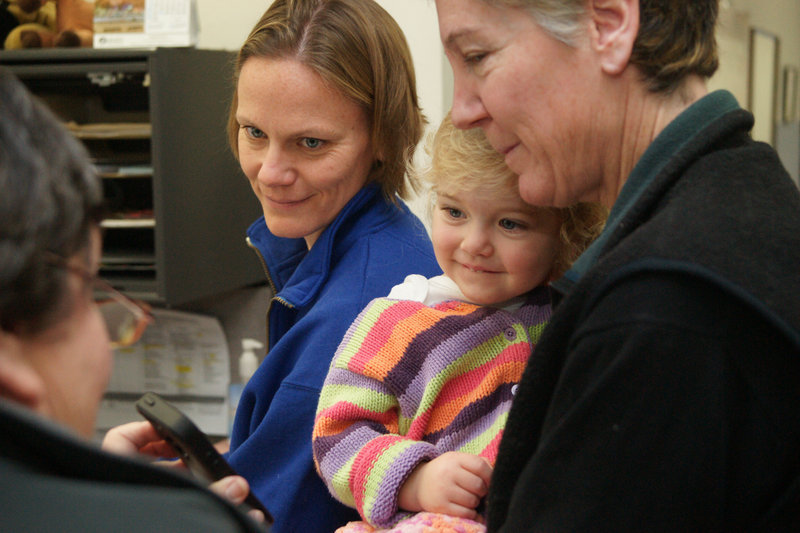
[631,0,719,92]
[485,0,720,93]
[227,0,426,200]
[0,68,104,333]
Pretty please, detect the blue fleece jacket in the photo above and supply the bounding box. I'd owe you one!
[228,184,440,533]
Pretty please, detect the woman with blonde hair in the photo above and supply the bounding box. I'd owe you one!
[222,1,439,531]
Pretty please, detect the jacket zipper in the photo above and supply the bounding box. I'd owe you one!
[246,236,295,349]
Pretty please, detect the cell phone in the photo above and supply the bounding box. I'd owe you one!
[135,391,273,523]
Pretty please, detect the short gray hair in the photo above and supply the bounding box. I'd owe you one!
[484,0,586,46]
[480,0,720,93]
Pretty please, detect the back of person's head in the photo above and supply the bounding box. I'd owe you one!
[482,0,719,93]
[228,0,425,200]
[420,112,607,278]
[0,68,104,334]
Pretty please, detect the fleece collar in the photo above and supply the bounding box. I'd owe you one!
[553,90,741,294]
[246,183,396,308]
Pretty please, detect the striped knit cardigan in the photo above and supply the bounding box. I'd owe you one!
[312,286,551,528]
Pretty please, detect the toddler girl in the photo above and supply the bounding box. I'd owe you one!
[313,113,606,532]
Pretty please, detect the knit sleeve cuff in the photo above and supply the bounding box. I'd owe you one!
[353,437,438,528]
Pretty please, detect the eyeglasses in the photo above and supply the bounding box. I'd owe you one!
[89,274,153,348]
[48,256,153,348]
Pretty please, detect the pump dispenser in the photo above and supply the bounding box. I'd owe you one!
[238,338,263,384]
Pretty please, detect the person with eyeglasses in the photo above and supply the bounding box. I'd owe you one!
[0,68,268,532]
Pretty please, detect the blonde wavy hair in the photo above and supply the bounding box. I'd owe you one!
[415,113,607,279]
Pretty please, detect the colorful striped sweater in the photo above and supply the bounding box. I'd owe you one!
[312,285,551,528]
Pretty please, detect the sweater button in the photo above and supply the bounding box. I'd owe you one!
[511,384,519,396]
[504,327,517,341]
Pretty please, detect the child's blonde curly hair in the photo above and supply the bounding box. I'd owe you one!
[414,112,607,279]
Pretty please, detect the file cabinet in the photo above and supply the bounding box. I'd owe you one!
[1,47,263,305]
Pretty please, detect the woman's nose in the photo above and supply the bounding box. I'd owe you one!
[256,145,295,186]
[450,73,489,130]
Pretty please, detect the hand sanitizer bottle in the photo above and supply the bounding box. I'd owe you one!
[238,338,263,384]
[229,338,264,435]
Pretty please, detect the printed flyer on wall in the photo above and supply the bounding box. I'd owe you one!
[95,308,230,437]
[93,0,198,48]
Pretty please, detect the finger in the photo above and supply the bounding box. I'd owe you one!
[247,509,266,523]
[209,476,265,524]
[121,421,163,447]
[102,421,166,455]
[443,481,484,510]
[437,499,479,519]
[211,475,248,504]
[460,455,494,484]
[214,438,231,454]
[453,470,490,499]
[139,439,180,458]
[151,457,187,471]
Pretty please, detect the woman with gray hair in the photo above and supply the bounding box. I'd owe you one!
[435,0,800,530]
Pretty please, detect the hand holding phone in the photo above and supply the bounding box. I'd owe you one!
[136,392,273,523]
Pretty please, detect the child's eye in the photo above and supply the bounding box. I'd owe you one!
[499,218,522,231]
[446,207,464,219]
[243,126,265,139]
[301,137,324,149]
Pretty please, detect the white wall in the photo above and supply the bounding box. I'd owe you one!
[747,0,800,185]
[195,0,800,182]
[193,0,447,220]
[709,0,800,183]
[182,0,800,383]
[185,1,448,364]
[194,0,448,128]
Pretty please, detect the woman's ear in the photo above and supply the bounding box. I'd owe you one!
[0,331,46,410]
[588,0,639,76]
